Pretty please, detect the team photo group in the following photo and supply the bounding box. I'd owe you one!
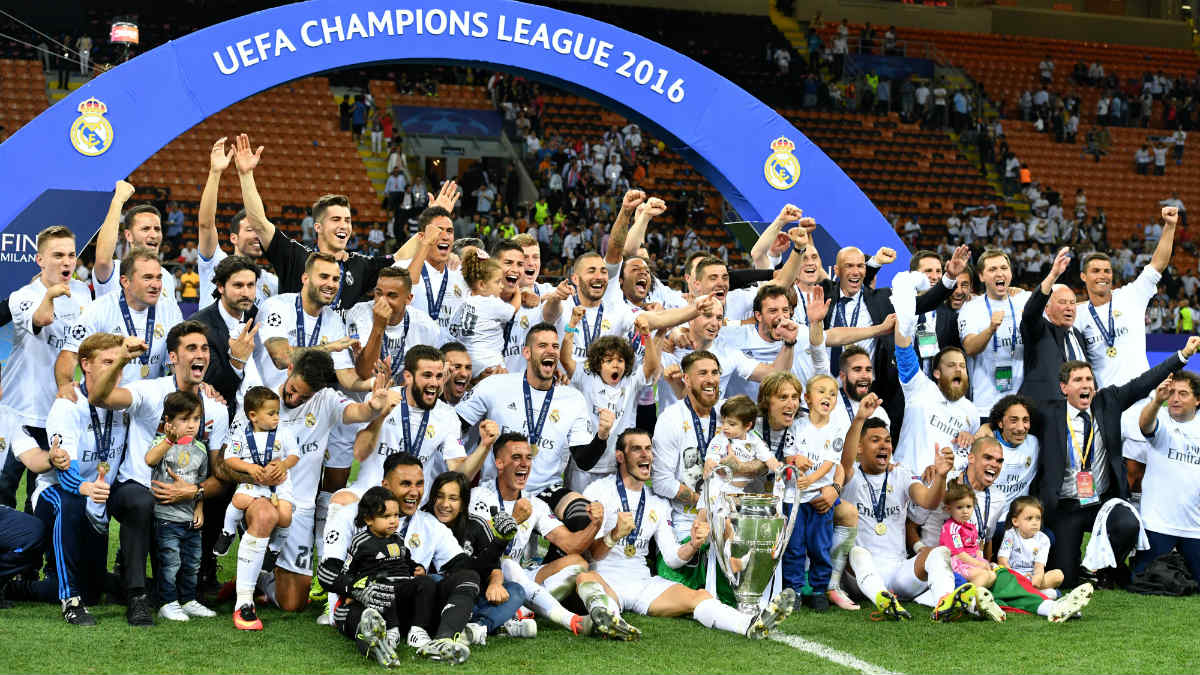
[1,132,1198,668]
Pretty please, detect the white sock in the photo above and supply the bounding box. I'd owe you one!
[849,546,886,600]
[324,500,351,549]
[828,525,856,590]
[1036,599,1055,617]
[577,580,619,616]
[526,586,575,630]
[693,598,752,635]
[222,503,244,535]
[314,491,333,562]
[542,564,584,602]
[1042,588,1059,600]
[924,546,956,599]
[236,533,268,608]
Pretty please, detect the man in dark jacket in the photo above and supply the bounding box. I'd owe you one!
[1019,247,1087,403]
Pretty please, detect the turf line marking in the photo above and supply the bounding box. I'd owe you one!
[768,633,904,675]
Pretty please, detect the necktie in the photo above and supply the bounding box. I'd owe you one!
[830,298,853,377]
[1065,330,1078,361]
[1078,410,1092,470]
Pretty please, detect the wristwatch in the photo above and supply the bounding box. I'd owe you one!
[193,485,205,504]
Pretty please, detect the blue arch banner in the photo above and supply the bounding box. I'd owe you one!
[0,0,906,299]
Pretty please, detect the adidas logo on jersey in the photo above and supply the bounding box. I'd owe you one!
[507,402,518,410]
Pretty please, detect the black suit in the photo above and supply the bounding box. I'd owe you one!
[1030,352,1185,586]
[821,267,953,433]
[1018,287,1089,402]
[916,303,962,374]
[190,300,253,422]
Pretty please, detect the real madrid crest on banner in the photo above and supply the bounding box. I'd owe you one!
[764,136,800,190]
[69,97,114,157]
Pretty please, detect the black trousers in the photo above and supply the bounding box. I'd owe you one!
[337,575,438,644]
[1045,498,1139,588]
[109,480,158,595]
[0,503,43,579]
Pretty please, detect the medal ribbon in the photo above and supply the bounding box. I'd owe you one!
[294,295,323,348]
[245,428,276,467]
[684,397,716,453]
[963,473,992,539]
[422,264,449,319]
[523,378,556,447]
[762,418,789,461]
[575,296,604,349]
[1088,301,1116,352]
[834,293,863,329]
[861,467,890,527]
[118,292,155,370]
[400,396,431,458]
[615,476,646,553]
[381,312,411,382]
[78,381,114,464]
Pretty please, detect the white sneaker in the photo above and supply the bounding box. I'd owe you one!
[158,601,189,622]
[1048,583,1093,623]
[500,617,537,638]
[180,600,216,618]
[315,598,333,626]
[463,622,488,645]
[407,626,432,650]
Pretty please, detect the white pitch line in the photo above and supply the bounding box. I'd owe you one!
[769,632,905,675]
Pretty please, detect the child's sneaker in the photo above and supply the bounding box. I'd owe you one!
[827,588,860,610]
[463,622,488,645]
[1048,583,1093,623]
[233,603,263,630]
[181,600,217,618]
[357,607,400,667]
[212,530,235,557]
[500,617,538,638]
[158,601,189,622]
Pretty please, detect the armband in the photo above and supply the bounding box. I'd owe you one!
[564,326,579,334]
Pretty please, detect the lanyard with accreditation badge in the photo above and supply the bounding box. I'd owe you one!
[983,295,1017,392]
[1067,413,1098,505]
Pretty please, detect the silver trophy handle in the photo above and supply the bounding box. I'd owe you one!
[703,464,740,586]
[771,465,801,560]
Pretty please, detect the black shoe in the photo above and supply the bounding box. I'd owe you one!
[63,598,97,626]
[803,593,830,612]
[212,532,234,557]
[261,549,279,574]
[126,593,155,626]
[0,579,12,609]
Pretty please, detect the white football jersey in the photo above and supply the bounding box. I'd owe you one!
[1074,266,1159,388]
[657,342,757,410]
[350,397,463,504]
[650,398,721,541]
[789,415,847,501]
[554,296,636,362]
[894,368,978,474]
[958,292,1030,417]
[404,260,468,342]
[843,463,922,567]
[256,293,354,390]
[64,291,183,386]
[344,302,442,374]
[1143,411,1200,538]
[585,475,676,579]
[569,366,651,475]
[39,385,131,499]
[470,482,563,568]
[4,277,91,424]
[118,377,229,488]
[448,294,519,376]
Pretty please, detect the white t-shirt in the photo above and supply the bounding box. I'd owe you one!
[94,258,178,303]
[118,377,229,488]
[651,398,721,540]
[569,367,651,475]
[197,247,278,308]
[448,294,520,377]
[958,292,1030,417]
[501,305,549,375]
[455,373,593,494]
[238,387,351,507]
[788,415,847,502]
[344,302,442,376]
[4,278,91,425]
[991,434,1040,510]
[843,463,923,566]
[724,287,757,323]
[1073,266,1160,388]
[470,482,563,568]
[397,510,466,571]
[714,323,822,402]
[555,296,636,363]
[223,425,299,498]
[64,292,182,387]
[894,367,979,474]
[585,475,677,578]
[997,529,1051,577]
[40,385,131,499]
[351,397,463,504]
[257,293,354,390]
[405,260,468,342]
[1143,411,1200,538]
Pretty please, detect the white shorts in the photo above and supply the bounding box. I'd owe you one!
[233,480,295,506]
[323,422,362,470]
[604,571,676,615]
[846,552,929,601]
[277,504,315,576]
[1,413,43,461]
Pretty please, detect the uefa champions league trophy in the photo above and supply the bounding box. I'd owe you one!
[704,464,799,614]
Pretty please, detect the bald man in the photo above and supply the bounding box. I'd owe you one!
[1018,248,1087,402]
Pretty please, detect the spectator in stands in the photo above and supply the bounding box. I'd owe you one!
[1172,126,1187,166]
[859,22,875,54]
[178,240,198,266]
[366,224,385,256]
[300,208,315,246]
[1134,144,1152,174]
[931,81,948,129]
[55,36,71,90]
[1082,127,1109,162]
[1160,192,1186,228]
[831,27,848,76]
[165,202,185,248]
[883,26,897,56]
[1066,112,1079,143]
[1153,142,1169,175]
[952,89,968,133]
[774,46,791,76]
[76,34,92,76]
[351,96,367,144]
[1038,55,1054,85]
[180,265,199,304]
[385,166,407,227]
[339,95,351,132]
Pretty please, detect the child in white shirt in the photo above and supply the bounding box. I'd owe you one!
[703,395,780,494]
[997,496,1062,597]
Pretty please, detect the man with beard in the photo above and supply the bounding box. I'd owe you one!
[0,226,91,510]
[915,437,1008,554]
[235,134,437,311]
[976,395,1041,532]
[585,429,796,638]
[604,191,688,310]
[960,250,1032,423]
[909,250,963,375]
[228,349,390,613]
[197,137,278,306]
[456,323,610,559]
[719,284,830,402]
[440,342,472,404]
[888,271,978,475]
[492,239,570,374]
[58,248,185,393]
[86,321,231,625]
[830,346,891,430]
[91,180,179,305]
[1018,247,1085,403]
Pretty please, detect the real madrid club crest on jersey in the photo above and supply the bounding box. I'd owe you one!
[70,97,114,157]
[764,136,800,190]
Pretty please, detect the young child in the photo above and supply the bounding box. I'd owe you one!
[703,395,781,494]
[448,247,526,377]
[781,375,843,609]
[331,487,414,667]
[220,386,299,631]
[940,479,996,589]
[144,391,215,622]
[997,496,1062,597]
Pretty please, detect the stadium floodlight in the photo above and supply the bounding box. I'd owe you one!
[110,20,138,45]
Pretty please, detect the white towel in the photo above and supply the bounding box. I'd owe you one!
[1082,498,1150,571]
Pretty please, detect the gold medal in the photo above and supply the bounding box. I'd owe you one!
[140,364,150,377]
[97,461,110,476]
[1106,346,1117,358]
[624,543,636,557]
[270,492,279,506]
[874,522,887,535]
